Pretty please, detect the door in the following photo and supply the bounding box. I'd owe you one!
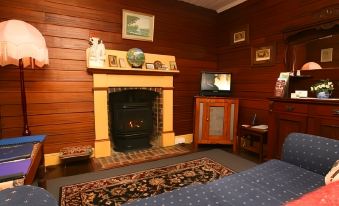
[202,101,229,144]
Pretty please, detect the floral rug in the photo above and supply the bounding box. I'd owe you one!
[60,157,234,206]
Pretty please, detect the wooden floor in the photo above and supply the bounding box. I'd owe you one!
[45,144,260,180]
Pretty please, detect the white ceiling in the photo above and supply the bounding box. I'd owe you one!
[178,0,247,13]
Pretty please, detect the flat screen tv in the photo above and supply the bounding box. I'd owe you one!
[200,71,232,96]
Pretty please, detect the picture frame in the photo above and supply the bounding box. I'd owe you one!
[169,61,177,70]
[108,55,118,67]
[320,48,333,62]
[153,60,162,70]
[145,63,155,69]
[230,24,249,46]
[251,43,276,66]
[122,9,155,42]
[119,58,127,68]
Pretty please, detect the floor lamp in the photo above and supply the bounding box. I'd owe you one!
[0,19,49,136]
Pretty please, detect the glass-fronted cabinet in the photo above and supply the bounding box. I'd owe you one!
[193,96,239,152]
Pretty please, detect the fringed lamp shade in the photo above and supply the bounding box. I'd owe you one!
[0,19,49,67]
[0,19,49,136]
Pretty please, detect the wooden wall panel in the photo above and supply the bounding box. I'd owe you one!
[217,0,338,125]
[1,0,335,154]
[0,0,217,153]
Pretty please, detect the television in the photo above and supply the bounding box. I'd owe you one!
[200,71,232,96]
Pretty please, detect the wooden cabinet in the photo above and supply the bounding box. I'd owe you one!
[307,104,339,139]
[193,96,239,152]
[268,98,339,159]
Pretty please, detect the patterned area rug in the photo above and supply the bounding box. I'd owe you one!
[60,157,234,206]
[92,144,191,170]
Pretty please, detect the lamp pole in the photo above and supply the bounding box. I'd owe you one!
[19,59,31,136]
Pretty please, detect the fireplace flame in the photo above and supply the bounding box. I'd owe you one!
[128,120,144,128]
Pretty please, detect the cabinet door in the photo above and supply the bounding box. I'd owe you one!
[203,102,229,143]
[194,97,238,151]
[308,118,339,140]
[273,113,307,158]
[308,105,339,140]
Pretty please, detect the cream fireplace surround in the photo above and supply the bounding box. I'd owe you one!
[89,49,180,157]
[43,49,192,166]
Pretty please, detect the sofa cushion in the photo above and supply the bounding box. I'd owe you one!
[125,160,324,206]
[281,133,339,176]
[325,160,339,185]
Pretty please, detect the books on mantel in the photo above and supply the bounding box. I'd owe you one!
[274,72,290,97]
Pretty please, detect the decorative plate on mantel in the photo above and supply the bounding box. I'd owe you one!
[126,48,145,68]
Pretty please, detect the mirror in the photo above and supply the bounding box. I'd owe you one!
[285,22,339,71]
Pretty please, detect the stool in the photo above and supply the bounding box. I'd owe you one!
[59,145,92,166]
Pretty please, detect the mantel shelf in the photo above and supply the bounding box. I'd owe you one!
[86,48,179,76]
[87,67,179,76]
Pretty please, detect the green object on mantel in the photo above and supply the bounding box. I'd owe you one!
[126,48,145,68]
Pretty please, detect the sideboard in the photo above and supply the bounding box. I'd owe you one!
[268,97,339,159]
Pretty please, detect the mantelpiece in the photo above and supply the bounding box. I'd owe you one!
[87,49,179,157]
[86,48,180,74]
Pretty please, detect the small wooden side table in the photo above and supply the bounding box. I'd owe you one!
[238,125,268,162]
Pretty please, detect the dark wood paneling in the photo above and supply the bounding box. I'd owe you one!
[0,0,217,153]
[1,102,93,116]
[1,0,336,154]
[217,0,338,125]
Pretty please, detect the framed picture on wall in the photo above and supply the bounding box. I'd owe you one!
[251,42,276,66]
[230,24,249,46]
[122,9,155,42]
[320,48,333,62]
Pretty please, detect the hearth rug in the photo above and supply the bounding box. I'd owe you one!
[60,157,234,206]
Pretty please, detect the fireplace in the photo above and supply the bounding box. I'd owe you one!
[109,90,158,151]
[89,67,176,158]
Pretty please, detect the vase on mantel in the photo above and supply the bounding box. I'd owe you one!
[316,91,330,99]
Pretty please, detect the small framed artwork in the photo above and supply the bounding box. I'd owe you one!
[122,9,155,42]
[108,55,118,67]
[230,24,249,46]
[321,48,333,62]
[119,58,127,68]
[153,60,162,69]
[169,61,177,70]
[251,43,276,66]
[146,63,154,69]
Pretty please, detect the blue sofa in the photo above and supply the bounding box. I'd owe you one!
[126,133,339,206]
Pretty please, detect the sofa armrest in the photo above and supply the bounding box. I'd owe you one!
[281,133,339,176]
